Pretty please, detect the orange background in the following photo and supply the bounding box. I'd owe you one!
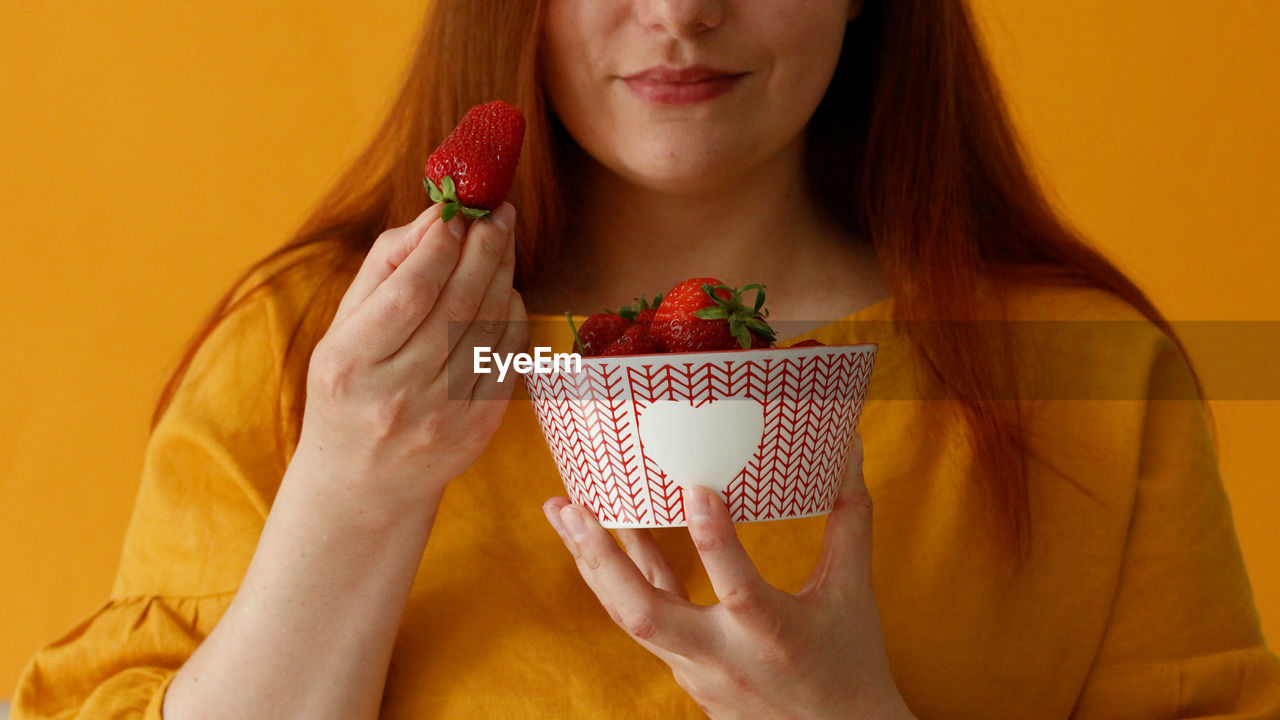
[1,1,1277,694]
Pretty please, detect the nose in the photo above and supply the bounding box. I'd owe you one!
[636,0,724,39]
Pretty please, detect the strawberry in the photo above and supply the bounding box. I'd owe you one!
[424,100,526,222]
[568,311,632,357]
[563,293,664,357]
[649,278,777,352]
[602,324,660,356]
[787,339,826,347]
[633,308,658,327]
[617,293,663,327]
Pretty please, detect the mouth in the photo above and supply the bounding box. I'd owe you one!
[621,65,748,105]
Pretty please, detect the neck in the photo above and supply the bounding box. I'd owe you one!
[527,136,888,328]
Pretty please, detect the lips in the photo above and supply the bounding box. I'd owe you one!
[622,65,747,105]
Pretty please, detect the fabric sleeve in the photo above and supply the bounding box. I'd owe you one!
[12,256,317,719]
[12,594,233,719]
[1071,330,1280,718]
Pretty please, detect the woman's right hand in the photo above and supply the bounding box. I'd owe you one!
[164,204,526,720]
[295,201,527,516]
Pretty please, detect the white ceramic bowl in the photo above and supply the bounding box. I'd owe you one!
[523,343,877,527]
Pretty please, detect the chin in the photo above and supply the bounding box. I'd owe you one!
[613,141,746,195]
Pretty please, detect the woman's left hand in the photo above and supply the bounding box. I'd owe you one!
[542,433,917,720]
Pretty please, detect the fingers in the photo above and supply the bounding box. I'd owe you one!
[444,212,520,397]
[615,528,689,600]
[333,203,449,327]
[468,289,530,403]
[543,499,713,659]
[539,501,688,602]
[805,432,874,600]
[683,485,776,621]
[342,209,466,361]
[419,203,518,363]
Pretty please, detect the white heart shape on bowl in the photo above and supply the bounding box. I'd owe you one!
[637,396,765,493]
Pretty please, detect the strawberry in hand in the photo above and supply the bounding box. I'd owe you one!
[649,277,777,353]
[424,100,526,221]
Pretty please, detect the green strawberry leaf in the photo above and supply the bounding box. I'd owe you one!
[424,177,445,203]
[694,306,731,320]
[461,207,490,219]
[441,202,460,222]
[732,324,751,349]
[745,318,776,339]
[441,175,457,201]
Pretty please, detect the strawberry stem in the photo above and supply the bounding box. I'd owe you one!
[565,312,584,355]
[423,174,492,222]
[615,292,663,321]
[693,282,777,348]
[424,177,444,203]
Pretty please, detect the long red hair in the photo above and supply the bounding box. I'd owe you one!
[154,0,1211,560]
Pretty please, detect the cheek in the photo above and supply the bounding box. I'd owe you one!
[540,6,586,105]
[539,3,622,142]
[760,8,849,115]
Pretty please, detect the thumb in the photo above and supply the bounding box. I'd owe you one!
[806,431,874,599]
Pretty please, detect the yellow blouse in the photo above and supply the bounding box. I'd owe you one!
[12,250,1280,719]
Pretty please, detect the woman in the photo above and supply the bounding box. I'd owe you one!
[13,0,1279,718]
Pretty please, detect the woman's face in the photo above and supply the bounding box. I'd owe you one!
[541,0,860,194]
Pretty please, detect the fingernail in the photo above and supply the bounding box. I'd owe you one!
[491,204,515,233]
[684,485,710,523]
[543,503,567,538]
[560,506,587,541]
[445,216,465,241]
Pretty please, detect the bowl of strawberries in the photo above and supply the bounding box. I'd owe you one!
[523,277,877,528]
[413,100,873,525]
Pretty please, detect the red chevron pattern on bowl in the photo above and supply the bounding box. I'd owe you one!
[524,343,877,527]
